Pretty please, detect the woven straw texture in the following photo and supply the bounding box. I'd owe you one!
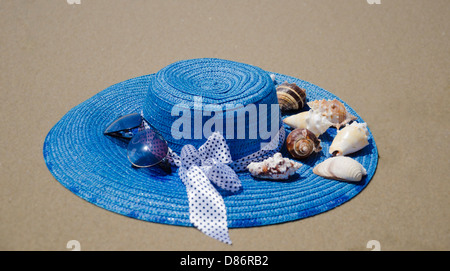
[143,58,279,160]
[43,62,378,228]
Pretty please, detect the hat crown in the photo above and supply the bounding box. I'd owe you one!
[142,58,281,159]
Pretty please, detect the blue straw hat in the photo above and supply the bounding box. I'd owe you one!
[43,58,378,232]
[143,58,280,160]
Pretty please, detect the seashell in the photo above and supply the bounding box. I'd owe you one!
[283,111,308,129]
[283,110,333,137]
[307,99,357,129]
[247,152,302,180]
[276,82,307,112]
[313,156,367,182]
[305,110,334,136]
[286,128,322,159]
[329,122,369,156]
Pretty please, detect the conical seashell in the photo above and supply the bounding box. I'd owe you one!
[283,111,308,129]
[286,128,322,159]
[329,122,369,156]
[247,152,302,180]
[313,156,367,182]
[307,99,357,129]
[283,110,333,137]
[276,82,307,112]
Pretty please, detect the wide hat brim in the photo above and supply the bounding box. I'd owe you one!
[43,72,378,228]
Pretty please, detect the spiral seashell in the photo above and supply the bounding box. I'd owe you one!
[286,128,322,159]
[307,99,357,129]
[329,122,369,156]
[313,156,367,182]
[276,82,307,112]
[247,152,302,180]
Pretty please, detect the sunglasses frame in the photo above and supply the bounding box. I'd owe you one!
[103,113,144,140]
[104,113,171,173]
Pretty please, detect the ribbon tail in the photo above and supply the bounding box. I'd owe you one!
[179,166,232,245]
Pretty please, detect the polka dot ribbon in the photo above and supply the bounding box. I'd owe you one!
[167,127,285,244]
[177,132,241,244]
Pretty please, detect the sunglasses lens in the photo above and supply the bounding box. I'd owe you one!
[104,113,143,139]
[127,129,169,167]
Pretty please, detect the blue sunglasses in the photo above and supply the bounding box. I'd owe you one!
[104,113,171,174]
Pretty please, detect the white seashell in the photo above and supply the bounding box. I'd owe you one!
[283,110,333,137]
[305,109,333,137]
[329,122,369,156]
[313,156,367,182]
[283,111,308,129]
[247,152,302,180]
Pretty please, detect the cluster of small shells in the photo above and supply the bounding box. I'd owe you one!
[247,152,302,180]
[248,78,369,182]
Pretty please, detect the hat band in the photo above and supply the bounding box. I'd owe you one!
[167,125,286,172]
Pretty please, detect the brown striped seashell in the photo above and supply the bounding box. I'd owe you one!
[286,128,322,159]
[307,99,357,129]
[276,82,307,112]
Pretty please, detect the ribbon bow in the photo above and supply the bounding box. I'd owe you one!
[178,132,241,244]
